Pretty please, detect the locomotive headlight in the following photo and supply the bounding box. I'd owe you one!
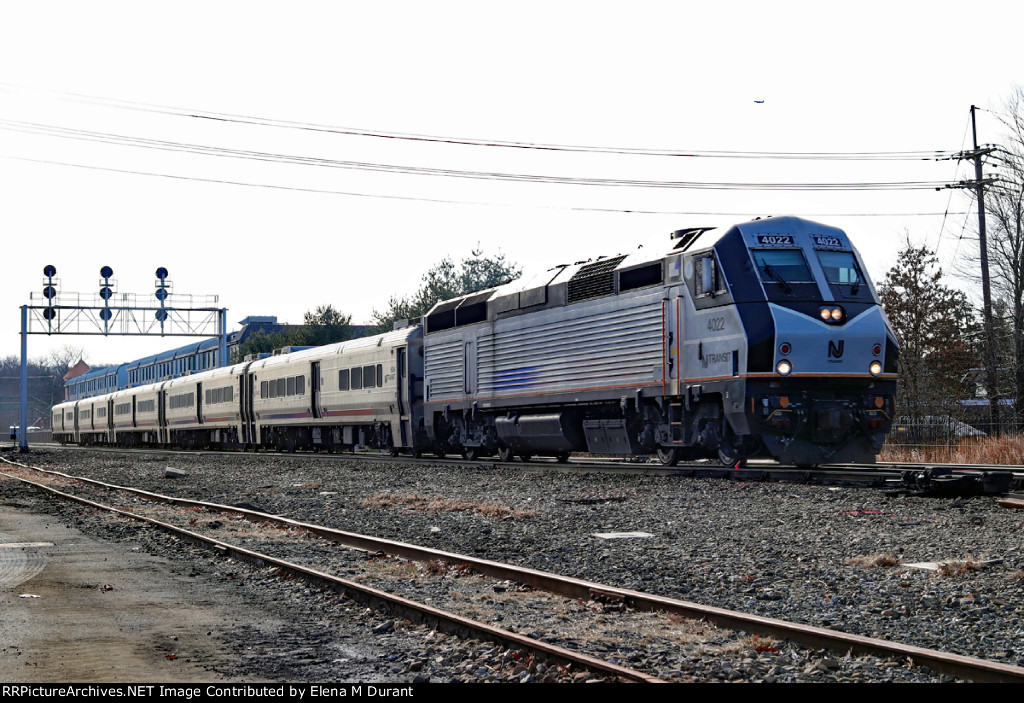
[776,360,793,376]
[819,306,845,323]
[869,360,883,376]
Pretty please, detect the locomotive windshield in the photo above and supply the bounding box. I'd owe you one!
[816,250,870,300]
[750,249,820,300]
[752,249,813,283]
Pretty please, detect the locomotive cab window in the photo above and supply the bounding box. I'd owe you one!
[750,249,819,301]
[752,249,813,283]
[694,254,726,296]
[816,250,869,299]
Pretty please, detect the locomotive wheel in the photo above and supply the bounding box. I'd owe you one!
[497,445,514,462]
[718,445,747,468]
[656,447,681,466]
[555,451,570,463]
[462,447,479,460]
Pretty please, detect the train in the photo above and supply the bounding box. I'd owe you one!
[52,216,898,466]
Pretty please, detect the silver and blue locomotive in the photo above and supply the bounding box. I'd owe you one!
[422,216,897,465]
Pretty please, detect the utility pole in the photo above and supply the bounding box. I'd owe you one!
[953,106,1000,431]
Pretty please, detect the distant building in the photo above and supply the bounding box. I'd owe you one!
[63,359,91,383]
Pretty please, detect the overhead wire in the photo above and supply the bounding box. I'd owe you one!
[933,114,973,255]
[0,118,954,192]
[0,81,959,162]
[0,153,969,218]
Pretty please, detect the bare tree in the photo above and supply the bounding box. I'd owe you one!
[986,86,1024,425]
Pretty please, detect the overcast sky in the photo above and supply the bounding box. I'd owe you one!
[2,1,1021,366]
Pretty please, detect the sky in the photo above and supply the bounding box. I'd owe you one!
[1,1,1022,366]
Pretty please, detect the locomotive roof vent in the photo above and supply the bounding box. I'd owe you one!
[671,227,716,252]
[567,255,627,304]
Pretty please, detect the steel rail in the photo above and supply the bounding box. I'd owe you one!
[4,456,1024,682]
[0,461,665,684]
[14,440,1024,478]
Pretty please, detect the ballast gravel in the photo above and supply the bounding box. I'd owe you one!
[12,448,1024,683]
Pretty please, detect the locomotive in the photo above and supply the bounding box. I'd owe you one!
[52,216,897,466]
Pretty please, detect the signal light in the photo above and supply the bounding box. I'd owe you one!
[776,360,793,376]
[41,265,58,324]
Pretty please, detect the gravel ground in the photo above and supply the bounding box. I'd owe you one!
[12,447,1024,682]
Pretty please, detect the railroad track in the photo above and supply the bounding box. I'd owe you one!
[4,454,1023,683]
[12,441,1024,495]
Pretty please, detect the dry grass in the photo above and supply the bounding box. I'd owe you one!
[361,492,540,519]
[880,434,1024,465]
[936,558,987,577]
[848,553,901,569]
[707,634,782,655]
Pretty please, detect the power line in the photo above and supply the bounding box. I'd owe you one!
[0,153,968,218]
[0,119,954,192]
[0,82,959,162]
[933,114,974,255]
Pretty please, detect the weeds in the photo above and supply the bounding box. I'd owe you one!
[849,553,901,569]
[880,434,1024,465]
[936,558,987,576]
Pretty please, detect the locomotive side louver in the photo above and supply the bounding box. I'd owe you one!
[567,255,627,304]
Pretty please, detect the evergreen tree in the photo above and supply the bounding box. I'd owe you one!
[372,249,521,332]
[230,304,354,362]
[878,242,977,429]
